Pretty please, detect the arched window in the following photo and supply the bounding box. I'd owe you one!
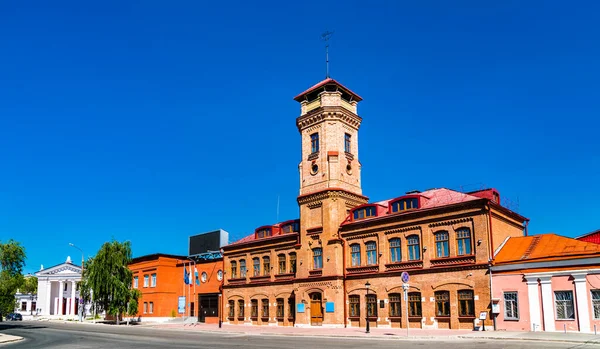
[366,241,377,265]
[313,248,323,270]
[389,293,401,317]
[230,261,237,279]
[350,244,361,267]
[389,238,401,262]
[239,259,246,278]
[407,235,420,261]
[353,206,376,220]
[390,197,419,212]
[456,228,472,255]
[435,231,449,258]
[253,257,260,276]
[278,254,286,274]
[262,256,270,276]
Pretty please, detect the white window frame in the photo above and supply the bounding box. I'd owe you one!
[149,302,154,314]
[133,276,138,289]
[143,275,149,288]
[151,273,157,287]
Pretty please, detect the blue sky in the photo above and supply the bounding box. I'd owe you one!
[1,1,598,274]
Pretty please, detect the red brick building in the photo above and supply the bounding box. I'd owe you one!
[222,78,528,329]
[129,253,223,323]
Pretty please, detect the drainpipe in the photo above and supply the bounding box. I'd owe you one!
[487,203,495,330]
[340,229,348,328]
[524,220,529,237]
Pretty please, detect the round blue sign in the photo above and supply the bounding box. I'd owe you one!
[401,271,409,283]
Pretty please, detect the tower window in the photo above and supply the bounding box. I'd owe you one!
[311,133,320,153]
[344,133,351,153]
[352,206,376,220]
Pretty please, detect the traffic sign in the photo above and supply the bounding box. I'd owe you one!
[401,271,409,283]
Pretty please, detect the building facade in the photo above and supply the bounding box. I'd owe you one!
[34,256,90,318]
[129,253,223,323]
[222,78,528,329]
[492,234,600,333]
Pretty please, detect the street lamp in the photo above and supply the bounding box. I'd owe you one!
[365,281,371,334]
[69,243,84,322]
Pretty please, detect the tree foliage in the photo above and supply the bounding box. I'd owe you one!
[20,276,38,294]
[0,240,26,320]
[83,240,137,324]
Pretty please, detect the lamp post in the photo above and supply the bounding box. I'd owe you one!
[365,281,371,334]
[69,243,84,322]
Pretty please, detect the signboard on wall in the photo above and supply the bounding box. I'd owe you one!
[178,296,186,314]
[297,303,305,313]
[325,302,334,313]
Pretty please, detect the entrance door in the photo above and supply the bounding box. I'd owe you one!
[310,293,323,326]
[199,295,218,323]
[62,298,67,315]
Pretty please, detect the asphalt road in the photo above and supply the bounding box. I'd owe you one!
[0,321,596,349]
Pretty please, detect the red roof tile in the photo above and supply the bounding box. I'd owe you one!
[494,234,600,264]
[293,78,363,102]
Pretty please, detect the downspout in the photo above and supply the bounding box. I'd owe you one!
[340,229,348,328]
[487,203,496,330]
[524,220,529,236]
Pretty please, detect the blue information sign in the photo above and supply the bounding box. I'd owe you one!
[178,296,186,314]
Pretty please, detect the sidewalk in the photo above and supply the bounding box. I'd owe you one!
[0,333,23,344]
[140,321,600,344]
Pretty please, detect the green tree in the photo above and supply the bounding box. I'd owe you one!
[20,276,38,294]
[0,240,26,321]
[83,240,137,325]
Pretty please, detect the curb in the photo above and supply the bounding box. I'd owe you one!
[0,335,24,345]
[457,335,600,345]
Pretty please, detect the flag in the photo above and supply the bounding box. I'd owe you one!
[195,267,200,285]
[189,265,193,287]
[184,265,189,285]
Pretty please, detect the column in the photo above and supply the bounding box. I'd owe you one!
[46,280,52,315]
[70,280,77,316]
[525,276,542,331]
[58,280,64,316]
[539,276,555,331]
[573,273,591,332]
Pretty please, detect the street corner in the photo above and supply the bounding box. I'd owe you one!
[0,333,24,345]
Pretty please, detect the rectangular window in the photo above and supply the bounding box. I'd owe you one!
[391,198,419,212]
[143,275,149,287]
[349,295,360,317]
[278,255,286,274]
[592,290,600,319]
[504,292,519,320]
[228,300,235,318]
[408,292,422,317]
[313,248,323,270]
[289,253,297,274]
[353,206,376,220]
[149,302,154,314]
[344,133,351,153]
[143,302,147,314]
[389,294,401,317]
[263,257,270,276]
[64,283,68,291]
[238,300,245,318]
[276,298,284,318]
[31,301,36,311]
[21,302,27,311]
[458,290,474,317]
[261,299,269,318]
[133,276,138,289]
[151,273,157,287]
[435,232,449,258]
[256,228,272,238]
[555,291,575,320]
[389,238,401,263]
[240,260,246,278]
[253,258,260,276]
[456,228,472,255]
[251,300,258,318]
[435,291,450,317]
[407,236,420,260]
[311,133,319,153]
[351,244,361,267]
[366,241,377,265]
[367,294,377,317]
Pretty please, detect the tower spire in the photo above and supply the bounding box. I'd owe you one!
[321,31,334,78]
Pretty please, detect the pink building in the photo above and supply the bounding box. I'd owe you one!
[491,234,600,333]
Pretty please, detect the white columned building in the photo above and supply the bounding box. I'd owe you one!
[34,256,89,318]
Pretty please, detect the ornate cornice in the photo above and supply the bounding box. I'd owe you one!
[428,217,473,228]
[384,226,422,235]
[297,189,368,208]
[296,107,362,132]
[346,232,378,241]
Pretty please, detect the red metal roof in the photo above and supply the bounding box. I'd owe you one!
[293,78,363,102]
[576,229,600,244]
[494,234,600,264]
[225,219,299,247]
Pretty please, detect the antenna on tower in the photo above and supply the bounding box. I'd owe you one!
[321,31,334,78]
[276,194,280,222]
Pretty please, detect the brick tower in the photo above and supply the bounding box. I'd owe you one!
[293,78,368,327]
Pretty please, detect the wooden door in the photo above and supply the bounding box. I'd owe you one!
[310,293,322,326]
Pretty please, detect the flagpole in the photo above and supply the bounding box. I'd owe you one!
[182,260,185,326]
